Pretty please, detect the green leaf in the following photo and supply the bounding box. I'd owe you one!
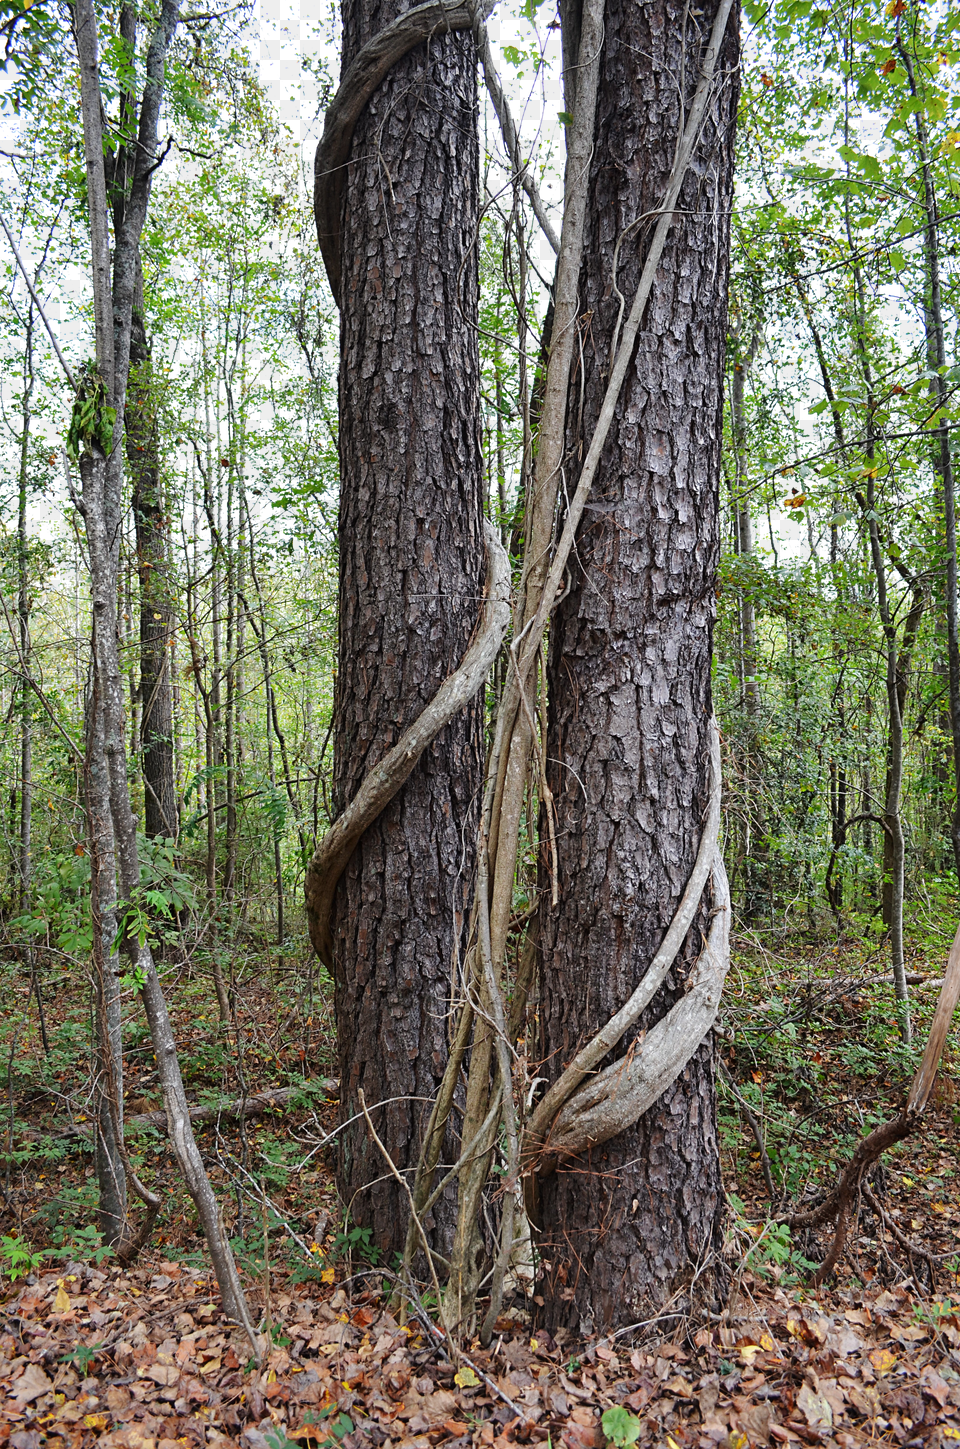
[557,111,574,126]
[601,1408,642,1448]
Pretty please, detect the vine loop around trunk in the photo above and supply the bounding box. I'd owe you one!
[314,0,493,304]
[305,520,512,966]
[523,719,731,1175]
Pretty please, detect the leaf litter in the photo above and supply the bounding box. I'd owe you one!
[4,1259,960,1449]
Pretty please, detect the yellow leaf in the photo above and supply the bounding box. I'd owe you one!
[666,1437,681,1449]
[454,1367,481,1389]
[321,1266,335,1284]
[530,1339,538,1352]
[942,1429,960,1441]
[870,1348,897,1375]
[84,1414,109,1430]
[759,1332,776,1352]
[739,1344,761,1365]
[54,1282,70,1313]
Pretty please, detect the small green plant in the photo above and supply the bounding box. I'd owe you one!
[61,1343,102,1372]
[331,1223,380,1267]
[727,1195,818,1283]
[262,1431,299,1449]
[49,1221,114,1266]
[1,1234,45,1280]
[264,1410,354,1449]
[601,1407,642,1447]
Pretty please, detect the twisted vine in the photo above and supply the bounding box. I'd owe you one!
[305,521,511,967]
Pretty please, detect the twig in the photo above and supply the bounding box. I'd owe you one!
[718,1060,776,1203]
[0,207,77,390]
[356,1088,456,1363]
[861,1181,941,1273]
[407,1295,533,1424]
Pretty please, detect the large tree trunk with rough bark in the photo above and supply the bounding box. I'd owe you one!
[537,0,739,1334]
[332,0,484,1258]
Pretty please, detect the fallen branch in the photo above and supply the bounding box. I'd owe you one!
[64,1082,339,1140]
[785,919,960,1285]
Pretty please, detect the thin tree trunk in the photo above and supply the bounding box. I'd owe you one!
[73,0,257,1339]
[128,255,178,842]
[897,35,960,890]
[17,308,47,1053]
[838,51,912,1039]
[537,0,739,1331]
[332,0,484,1259]
[731,335,760,715]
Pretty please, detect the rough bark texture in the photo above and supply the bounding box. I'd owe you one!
[332,0,484,1257]
[128,262,178,843]
[537,0,739,1334]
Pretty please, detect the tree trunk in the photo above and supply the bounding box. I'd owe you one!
[17,306,48,1054]
[128,256,178,842]
[537,0,739,1333]
[73,0,257,1342]
[331,0,484,1257]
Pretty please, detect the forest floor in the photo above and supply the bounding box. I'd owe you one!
[1,909,959,1449]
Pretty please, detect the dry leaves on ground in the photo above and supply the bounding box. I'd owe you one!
[3,1264,960,1449]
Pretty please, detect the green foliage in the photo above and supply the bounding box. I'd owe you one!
[727,1197,819,1283]
[0,1234,45,1281]
[330,1223,381,1267]
[601,1408,642,1448]
[60,1343,103,1373]
[65,365,117,461]
[9,848,92,959]
[264,1409,354,1449]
